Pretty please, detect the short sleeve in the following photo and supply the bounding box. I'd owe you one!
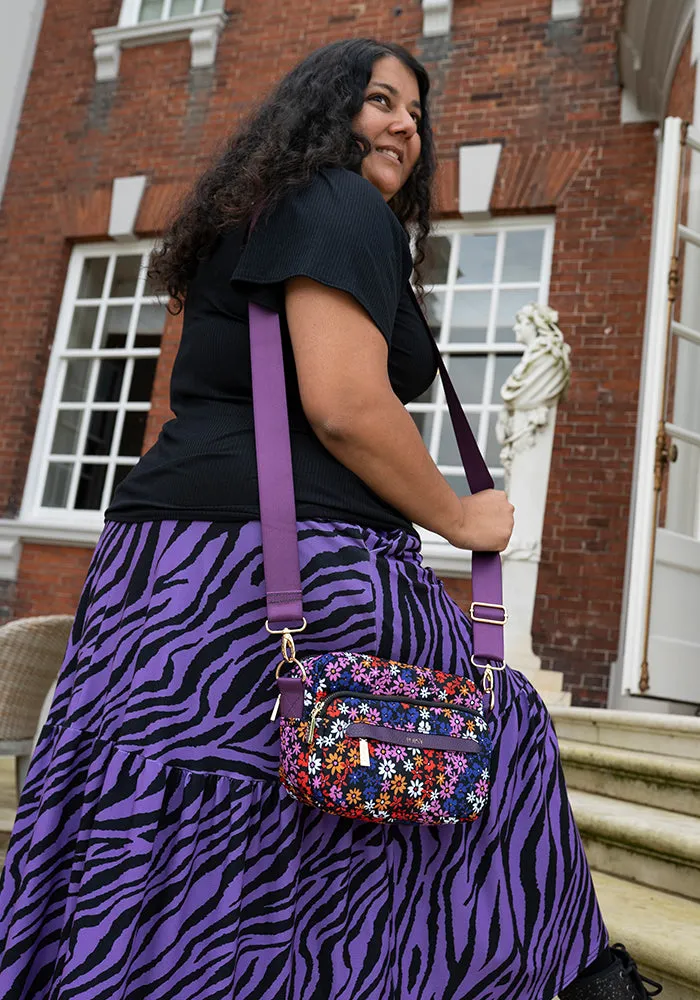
[230,167,411,343]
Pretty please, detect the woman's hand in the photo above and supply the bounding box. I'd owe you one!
[446,490,515,552]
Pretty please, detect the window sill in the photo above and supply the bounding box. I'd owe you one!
[0,518,102,582]
[418,531,472,578]
[92,10,227,81]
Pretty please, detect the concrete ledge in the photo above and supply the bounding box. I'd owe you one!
[550,706,700,759]
[592,870,700,997]
[571,789,700,900]
[560,740,700,816]
[571,790,700,865]
[0,807,16,834]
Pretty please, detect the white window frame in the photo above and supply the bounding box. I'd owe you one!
[118,0,222,25]
[92,1,226,81]
[414,216,555,575]
[20,240,162,533]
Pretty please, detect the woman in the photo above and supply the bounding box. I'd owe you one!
[0,38,661,1000]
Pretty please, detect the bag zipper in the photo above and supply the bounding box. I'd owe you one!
[307,689,480,743]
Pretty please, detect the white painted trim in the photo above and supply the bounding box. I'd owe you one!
[0,536,21,583]
[619,0,694,122]
[20,240,158,530]
[109,176,148,240]
[620,117,684,695]
[0,519,100,548]
[415,216,556,577]
[0,0,47,206]
[551,0,582,20]
[0,519,100,583]
[620,88,658,124]
[458,143,503,217]
[92,10,227,81]
[422,0,452,37]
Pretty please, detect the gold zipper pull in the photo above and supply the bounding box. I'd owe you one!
[270,693,281,722]
[359,738,370,767]
[308,703,322,743]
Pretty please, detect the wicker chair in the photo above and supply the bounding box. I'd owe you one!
[0,615,74,797]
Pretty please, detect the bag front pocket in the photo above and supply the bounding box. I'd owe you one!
[345,721,483,756]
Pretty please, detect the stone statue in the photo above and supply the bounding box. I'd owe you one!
[496,303,571,477]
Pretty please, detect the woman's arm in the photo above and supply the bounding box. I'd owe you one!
[285,277,514,552]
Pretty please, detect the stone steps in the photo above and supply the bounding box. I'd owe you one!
[552,706,700,995]
[569,787,700,902]
[550,705,700,759]
[517,666,573,707]
[592,870,700,1000]
[560,739,700,816]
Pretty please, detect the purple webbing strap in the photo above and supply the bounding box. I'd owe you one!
[249,302,304,629]
[248,290,506,664]
[406,284,506,665]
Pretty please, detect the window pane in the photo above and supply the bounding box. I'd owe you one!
[456,234,497,285]
[51,410,82,455]
[95,358,126,403]
[77,258,108,299]
[485,412,503,468]
[502,230,545,283]
[202,0,223,8]
[492,354,520,402]
[449,292,491,342]
[496,290,532,342]
[84,410,117,456]
[423,236,451,286]
[119,411,148,456]
[438,410,479,466]
[110,464,133,500]
[129,358,158,401]
[74,464,107,510]
[42,462,73,507]
[171,0,196,13]
[423,292,445,339]
[67,306,98,349]
[110,255,142,297]
[101,305,131,349]
[143,266,159,297]
[135,303,167,341]
[443,473,468,496]
[138,0,164,21]
[62,359,92,402]
[446,355,487,406]
[410,410,434,447]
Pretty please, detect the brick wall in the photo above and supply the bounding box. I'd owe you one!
[0,0,686,704]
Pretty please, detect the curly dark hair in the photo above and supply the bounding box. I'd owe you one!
[149,38,436,311]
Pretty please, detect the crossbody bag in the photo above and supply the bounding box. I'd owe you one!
[248,283,508,825]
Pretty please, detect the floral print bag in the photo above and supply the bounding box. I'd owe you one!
[249,286,507,827]
[274,651,492,825]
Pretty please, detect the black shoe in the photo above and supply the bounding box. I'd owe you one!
[560,943,663,999]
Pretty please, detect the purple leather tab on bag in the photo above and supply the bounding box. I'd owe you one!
[346,723,482,754]
[278,676,305,719]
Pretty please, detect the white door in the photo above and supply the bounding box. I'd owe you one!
[621,117,700,702]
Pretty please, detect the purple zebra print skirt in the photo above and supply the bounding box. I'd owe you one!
[0,519,607,1000]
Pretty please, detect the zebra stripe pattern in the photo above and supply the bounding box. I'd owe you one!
[0,518,607,999]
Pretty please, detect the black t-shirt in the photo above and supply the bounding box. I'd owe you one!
[106,167,438,533]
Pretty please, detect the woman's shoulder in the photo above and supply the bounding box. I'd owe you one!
[284,167,407,242]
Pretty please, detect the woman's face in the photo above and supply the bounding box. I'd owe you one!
[352,55,422,201]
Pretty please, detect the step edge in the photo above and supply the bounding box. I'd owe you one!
[559,741,700,784]
[591,871,700,987]
[550,706,700,736]
[570,793,700,864]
